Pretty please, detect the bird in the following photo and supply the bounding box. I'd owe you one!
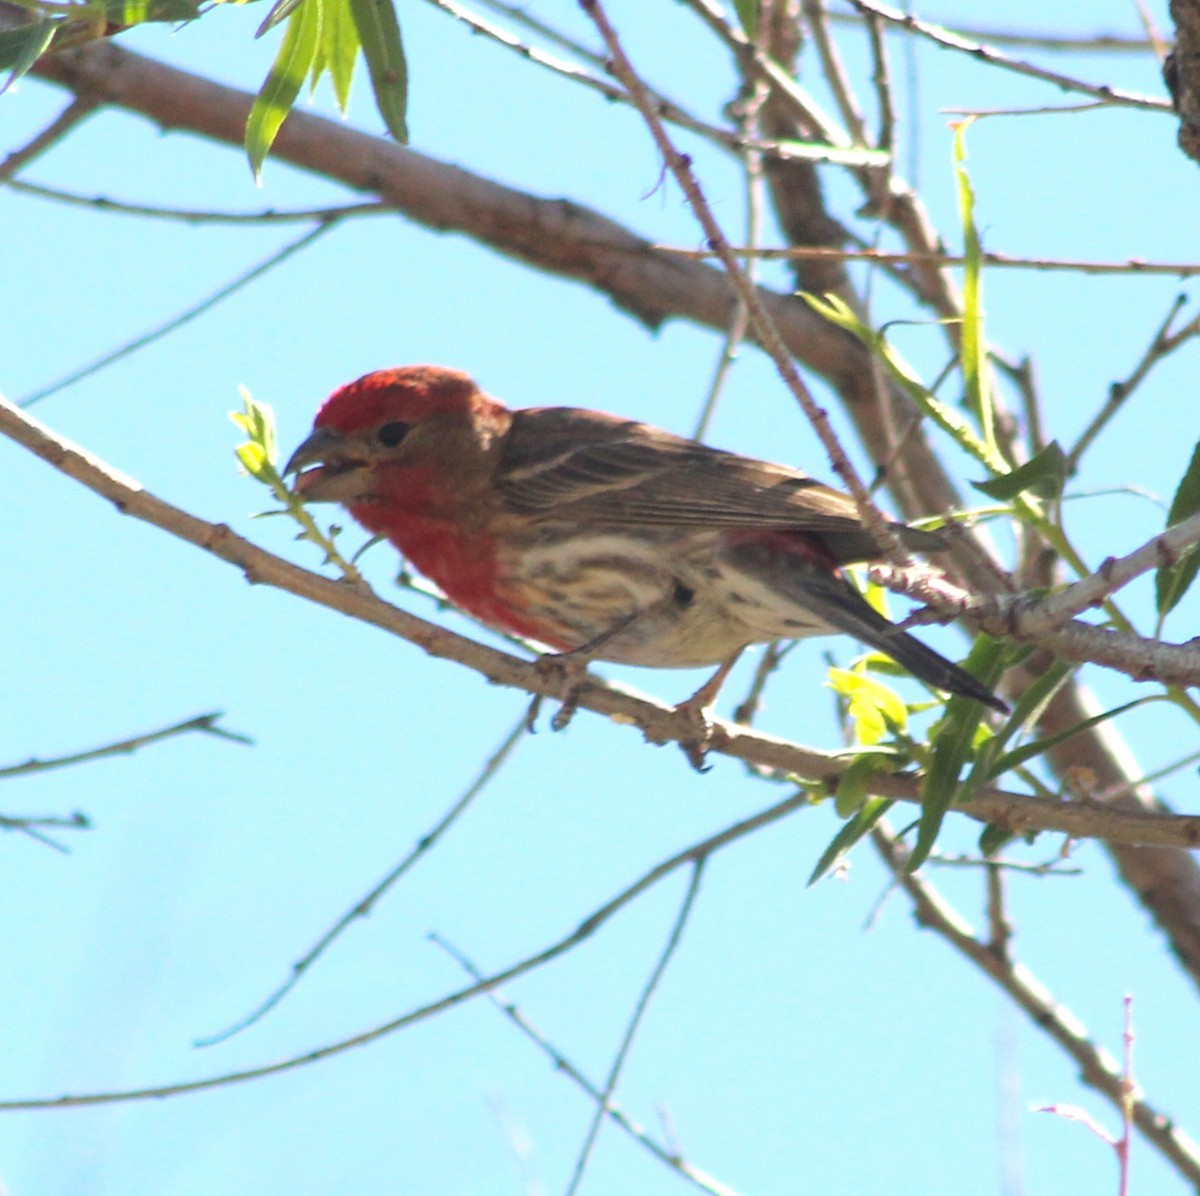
[284,365,1005,717]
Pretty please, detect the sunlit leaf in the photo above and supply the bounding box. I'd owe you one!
[348,0,408,142]
[827,668,908,747]
[954,118,996,455]
[245,0,322,181]
[321,0,359,112]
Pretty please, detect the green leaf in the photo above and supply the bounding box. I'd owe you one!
[985,697,1146,779]
[348,0,408,142]
[1156,437,1200,616]
[236,441,269,479]
[256,0,309,37]
[953,118,996,456]
[909,635,1007,871]
[321,0,359,112]
[0,19,54,91]
[801,293,1001,472]
[231,388,279,480]
[972,441,1067,502]
[809,797,893,885]
[960,657,1071,800]
[732,0,757,39]
[245,0,322,181]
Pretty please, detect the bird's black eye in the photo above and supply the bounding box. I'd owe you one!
[377,421,410,448]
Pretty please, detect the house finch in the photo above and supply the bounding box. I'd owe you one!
[285,365,1004,713]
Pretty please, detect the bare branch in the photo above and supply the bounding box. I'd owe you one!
[658,243,1200,277]
[19,224,333,406]
[431,932,743,1196]
[871,826,1200,1188]
[0,96,97,181]
[0,788,813,1110]
[848,0,1173,111]
[0,712,250,778]
[583,0,902,561]
[565,861,706,1195]
[4,392,1200,850]
[198,715,528,1046]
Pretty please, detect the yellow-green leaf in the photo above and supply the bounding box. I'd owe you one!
[827,668,908,746]
[953,118,996,456]
[245,0,323,181]
[236,441,269,479]
[322,0,359,113]
[348,0,407,142]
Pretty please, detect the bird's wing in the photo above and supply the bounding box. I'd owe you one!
[496,407,942,561]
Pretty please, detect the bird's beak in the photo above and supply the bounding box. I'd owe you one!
[283,426,367,503]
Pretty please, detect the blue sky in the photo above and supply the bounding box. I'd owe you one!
[3,3,1200,1193]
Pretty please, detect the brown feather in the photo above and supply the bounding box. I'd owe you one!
[496,407,943,564]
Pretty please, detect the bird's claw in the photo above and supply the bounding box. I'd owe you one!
[528,652,590,733]
[674,697,717,773]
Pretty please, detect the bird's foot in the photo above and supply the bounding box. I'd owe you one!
[671,654,740,771]
[527,652,592,733]
[673,693,717,772]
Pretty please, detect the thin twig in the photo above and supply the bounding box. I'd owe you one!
[690,58,769,442]
[421,0,880,168]
[0,790,812,1111]
[656,243,1200,276]
[430,934,742,1196]
[870,825,1200,1187]
[0,811,90,853]
[1067,296,1200,473]
[4,394,1200,846]
[0,97,97,181]
[5,179,394,224]
[582,0,902,563]
[803,0,870,147]
[864,8,896,156]
[732,642,792,726]
[845,0,1172,111]
[197,713,529,1046]
[867,504,1200,644]
[0,712,251,779]
[825,11,1160,55]
[984,861,1011,957]
[18,223,334,407]
[565,860,707,1195]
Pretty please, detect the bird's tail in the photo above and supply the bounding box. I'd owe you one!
[814,577,1006,712]
[723,542,1007,712]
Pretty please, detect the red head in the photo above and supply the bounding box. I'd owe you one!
[312,365,487,435]
[284,366,512,512]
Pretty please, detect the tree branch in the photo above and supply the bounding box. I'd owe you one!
[3,394,1200,851]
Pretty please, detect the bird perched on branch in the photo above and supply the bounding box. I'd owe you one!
[285,365,1004,718]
